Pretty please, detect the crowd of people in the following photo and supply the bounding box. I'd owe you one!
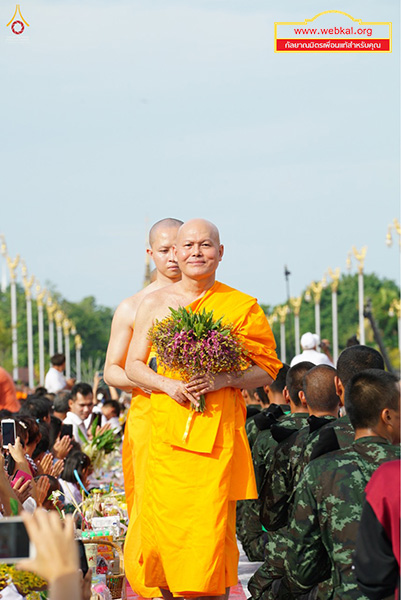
[0,360,126,514]
[0,216,399,600]
[238,344,400,600]
[0,356,127,599]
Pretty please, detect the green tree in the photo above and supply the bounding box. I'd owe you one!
[266,273,399,369]
[0,286,113,382]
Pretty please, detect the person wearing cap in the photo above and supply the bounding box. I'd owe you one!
[290,332,334,367]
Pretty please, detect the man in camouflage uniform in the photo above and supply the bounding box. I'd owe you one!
[260,365,341,533]
[237,386,267,561]
[248,362,314,600]
[246,366,290,451]
[301,345,385,466]
[244,388,264,423]
[251,365,292,491]
[237,366,289,562]
[256,347,387,600]
[285,369,401,600]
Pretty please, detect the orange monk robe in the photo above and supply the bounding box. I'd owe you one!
[129,281,282,597]
[122,338,160,597]
[122,408,135,516]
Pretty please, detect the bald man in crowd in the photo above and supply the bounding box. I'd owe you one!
[124,218,281,600]
[104,217,183,598]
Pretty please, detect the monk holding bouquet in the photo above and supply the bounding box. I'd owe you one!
[124,218,281,600]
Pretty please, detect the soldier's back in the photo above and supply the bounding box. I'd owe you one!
[286,436,401,600]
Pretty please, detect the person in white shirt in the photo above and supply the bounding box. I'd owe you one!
[290,332,335,367]
[44,354,74,394]
[63,383,94,443]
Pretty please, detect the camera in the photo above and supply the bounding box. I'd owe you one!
[0,517,35,563]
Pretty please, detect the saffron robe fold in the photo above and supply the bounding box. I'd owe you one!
[123,336,160,598]
[128,281,281,596]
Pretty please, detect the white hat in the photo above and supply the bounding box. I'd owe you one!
[301,332,317,350]
[312,333,320,347]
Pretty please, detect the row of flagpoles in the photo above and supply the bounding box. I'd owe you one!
[0,235,83,388]
[268,219,401,365]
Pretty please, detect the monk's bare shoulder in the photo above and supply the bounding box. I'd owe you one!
[113,284,159,328]
[136,283,180,321]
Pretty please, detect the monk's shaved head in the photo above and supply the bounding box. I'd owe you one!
[177,219,221,245]
[149,218,183,247]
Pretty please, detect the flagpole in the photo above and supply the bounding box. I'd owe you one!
[63,318,71,379]
[21,261,35,390]
[352,246,367,345]
[290,296,302,355]
[55,309,64,353]
[328,267,341,364]
[0,235,7,293]
[36,283,47,385]
[75,334,82,381]
[277,305,289,364]
[7,254,20,381]
[46,297,56,358]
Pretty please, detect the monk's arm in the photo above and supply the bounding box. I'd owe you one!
[225,365,273,388]
[185,365,273,395]
[125,300,200,408]
[104,300,136,391]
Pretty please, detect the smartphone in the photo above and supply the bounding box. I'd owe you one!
[60,424,73,438]
[0,517,35,563]
[1,419,16,448]
[77,539,89,577]
[11,469,33,488]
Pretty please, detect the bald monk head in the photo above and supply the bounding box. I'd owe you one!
[104,217,183,393]
[174,218,224,282]
[148,218,184,283]
[149,218,184,246]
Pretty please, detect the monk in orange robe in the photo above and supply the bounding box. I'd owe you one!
[104,218,183,597]
[124,219,281,599]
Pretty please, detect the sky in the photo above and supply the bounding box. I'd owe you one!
[1,0,399,311]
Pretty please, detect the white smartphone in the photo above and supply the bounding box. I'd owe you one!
[1,419,16,448]
[0,517,36,563]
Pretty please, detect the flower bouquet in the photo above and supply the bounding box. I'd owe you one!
[149,306,249,413]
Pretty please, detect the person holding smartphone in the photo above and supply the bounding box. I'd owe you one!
[0,452,22,516]
[17,510,92,600]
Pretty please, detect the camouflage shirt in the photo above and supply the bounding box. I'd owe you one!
[252,405,293,493]
[238,405,290,561]
[285,436,401,600]
[247,413,309,600]
[259,413,332,531]
[246,419,261,452]
[304,415,355,464]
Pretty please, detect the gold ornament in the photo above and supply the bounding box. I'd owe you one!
[327,267,341,292]
[352,246,367,275]
[290,296,302,316]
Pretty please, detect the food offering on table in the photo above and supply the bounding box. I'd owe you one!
[79,417,121,472]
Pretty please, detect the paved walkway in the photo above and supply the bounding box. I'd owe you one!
[126,542,260,600]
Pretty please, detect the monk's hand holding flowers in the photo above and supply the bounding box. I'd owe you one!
[149,306,249,413]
